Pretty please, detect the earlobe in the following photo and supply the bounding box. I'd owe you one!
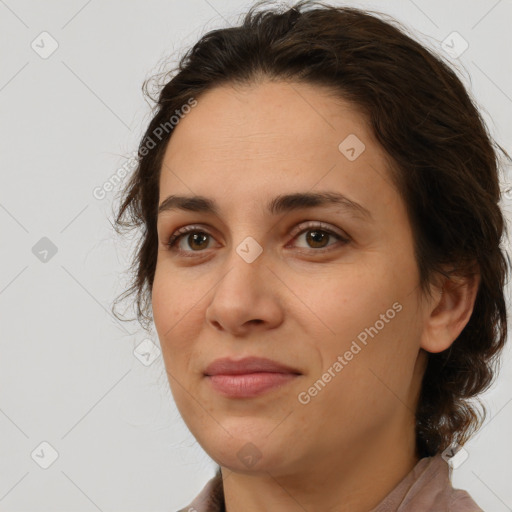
[419,272,480,354]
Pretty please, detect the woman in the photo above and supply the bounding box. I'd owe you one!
[112,1,510,510]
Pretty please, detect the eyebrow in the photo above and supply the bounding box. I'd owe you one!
[157,191,373,221]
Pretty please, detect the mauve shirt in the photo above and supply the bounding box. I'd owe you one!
[177,454,484,512]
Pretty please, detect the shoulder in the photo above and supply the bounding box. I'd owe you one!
[371,454,484,511]
[400,454,484,512]
[448,488,484,512]
[176,468,224,512]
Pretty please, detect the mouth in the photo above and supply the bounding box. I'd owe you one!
[203,356,302,398]
[204,356,301,376]
[205,372,300,398]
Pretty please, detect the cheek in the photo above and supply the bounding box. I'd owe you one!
[298,260,397,336]
[152,262,199,330]
[152,275,201,414]
[300,256,419,378]
[151,269,196,363]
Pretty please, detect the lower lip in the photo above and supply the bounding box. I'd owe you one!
[205,372,299,398]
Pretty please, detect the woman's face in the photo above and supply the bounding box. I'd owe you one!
[152,80,431,475]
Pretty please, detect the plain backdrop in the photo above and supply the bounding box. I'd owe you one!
[1,0,511,511]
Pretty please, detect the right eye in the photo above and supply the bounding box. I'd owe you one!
[166,225,217,256]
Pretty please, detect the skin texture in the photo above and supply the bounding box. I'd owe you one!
[152,80,480,512]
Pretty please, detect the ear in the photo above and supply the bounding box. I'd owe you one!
[420,270,480,354]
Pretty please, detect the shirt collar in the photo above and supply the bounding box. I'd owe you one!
[181,454,482,512]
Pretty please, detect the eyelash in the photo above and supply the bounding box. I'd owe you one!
[165,221,350,257]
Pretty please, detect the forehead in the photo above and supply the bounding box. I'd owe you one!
[164,81,370,163]
[158,80,399,221]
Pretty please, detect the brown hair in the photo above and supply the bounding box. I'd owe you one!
[112,0,510,458]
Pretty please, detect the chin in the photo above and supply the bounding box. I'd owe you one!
[199,430,297,476]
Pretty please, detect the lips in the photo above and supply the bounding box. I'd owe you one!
[204,356,302,398]
[204,356,301,376]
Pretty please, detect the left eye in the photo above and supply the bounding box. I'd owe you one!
[292,227,348,250]
[165,223,349,255]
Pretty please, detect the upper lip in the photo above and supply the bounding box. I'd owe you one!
[204,356,302,376]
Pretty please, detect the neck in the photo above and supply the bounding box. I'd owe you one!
[220,415,420,512]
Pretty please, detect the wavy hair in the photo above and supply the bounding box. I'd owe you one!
[112,0,510,458]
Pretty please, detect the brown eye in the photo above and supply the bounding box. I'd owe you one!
[165,221,350,257]
[184,232,209,251]
[289,222,350,252]
[303,229,331,249]
[167,229,212,252]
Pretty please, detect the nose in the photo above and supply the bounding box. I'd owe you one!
[204,241,284,336]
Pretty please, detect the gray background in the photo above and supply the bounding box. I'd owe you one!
[1,0,511,510]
